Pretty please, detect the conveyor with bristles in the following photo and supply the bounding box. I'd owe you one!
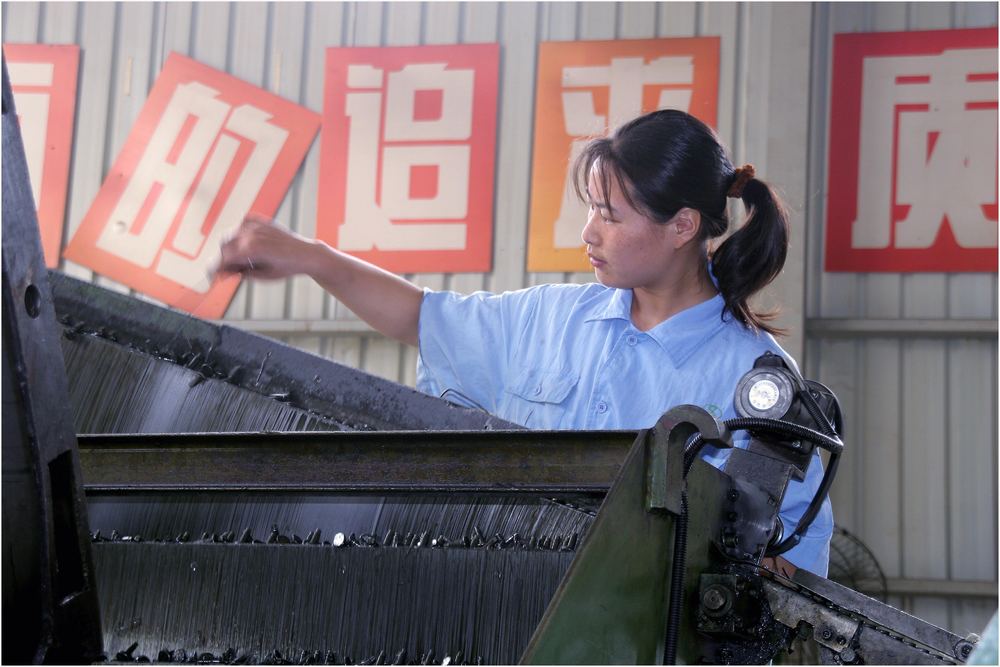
[47,273,639,664]
[50,271,515,435]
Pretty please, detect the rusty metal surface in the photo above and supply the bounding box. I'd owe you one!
[78,430,636,492]
[789,569,975,663]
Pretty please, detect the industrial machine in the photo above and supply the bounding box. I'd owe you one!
[2,57,980,665]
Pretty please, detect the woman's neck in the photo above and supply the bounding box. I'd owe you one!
[630,261,718,332]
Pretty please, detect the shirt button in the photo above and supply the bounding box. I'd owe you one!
[626,335,638,346]
[596,401,608,414]
[533,385,542,396]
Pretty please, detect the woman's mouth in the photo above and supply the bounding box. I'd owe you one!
[588,254,606,268]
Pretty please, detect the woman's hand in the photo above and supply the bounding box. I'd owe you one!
[214,214,423,346]
[214,214,320,281]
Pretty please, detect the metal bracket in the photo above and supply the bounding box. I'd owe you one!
[647,405,730,514]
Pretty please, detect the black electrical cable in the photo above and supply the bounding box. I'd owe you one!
[767,386,843,556]
[725,417,843,454]
[766,453,840,556]
[662,488,687,665]
[663,435,716,664]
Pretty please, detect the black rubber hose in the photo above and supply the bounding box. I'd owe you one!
[767,388,842,555]
[663,489,688,665]
[683,414,842,471]
[723,417,843,454]
[767,451,840,555]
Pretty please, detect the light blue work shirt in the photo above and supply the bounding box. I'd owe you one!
[416,283,833,576]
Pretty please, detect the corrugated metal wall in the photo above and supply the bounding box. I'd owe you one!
[4,0,997,638]
[806,0,999,640]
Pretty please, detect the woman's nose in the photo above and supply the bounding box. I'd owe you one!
[581,209,599,246]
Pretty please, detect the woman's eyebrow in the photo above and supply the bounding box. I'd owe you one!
[585,187,616,215]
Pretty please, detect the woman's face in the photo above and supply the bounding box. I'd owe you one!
[581,164,678,291]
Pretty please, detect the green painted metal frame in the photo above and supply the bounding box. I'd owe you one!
[521,407,732,665]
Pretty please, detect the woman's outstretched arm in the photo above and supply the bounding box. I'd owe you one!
[215,215,423,347]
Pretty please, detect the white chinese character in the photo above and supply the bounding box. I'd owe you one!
[96,82,288,293]
[553,56,694,248]
[337,63,474,252]
[852,48,997,250]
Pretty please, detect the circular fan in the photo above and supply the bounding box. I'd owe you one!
[828,525,888,602]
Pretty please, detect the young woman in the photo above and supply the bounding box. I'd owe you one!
[216,109,833,576]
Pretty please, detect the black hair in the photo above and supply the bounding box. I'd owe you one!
[573,109,790,335]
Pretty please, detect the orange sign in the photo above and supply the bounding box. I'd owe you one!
[526,38,719,272]
[319,44,499,273]
[5,43,80,267]
[63,52,320,317]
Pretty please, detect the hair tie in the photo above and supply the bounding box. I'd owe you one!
[727,164,755,198]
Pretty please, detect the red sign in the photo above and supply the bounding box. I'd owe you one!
[319,44,499,273]
[526,38,720,272]
[826,28,998,272]
[63,52,320,317]
[5,43,80,267]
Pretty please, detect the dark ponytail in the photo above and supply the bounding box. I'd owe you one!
[573,109,790,335]
[712,176,790,335]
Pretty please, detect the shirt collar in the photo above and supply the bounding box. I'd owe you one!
[583,288,729,367]
[644,294,728,367]
[582,287,632,323]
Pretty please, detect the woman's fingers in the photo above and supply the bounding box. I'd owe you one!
[213,215,309,281]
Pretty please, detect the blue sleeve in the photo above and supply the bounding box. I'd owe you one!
[778,450,834,576]
[416,287,536,413]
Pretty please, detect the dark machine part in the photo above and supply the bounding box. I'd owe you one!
[76,411,728,665]
[1,58,103,663]
[87,491,592,665]
[727,352,845,559]
[77,409,979,665]
[93,540,578,665]
[696,567,795,664]
[763,568,977,665]
[50,270,519,434]
[695,562,979,665]
[678,391,974,667]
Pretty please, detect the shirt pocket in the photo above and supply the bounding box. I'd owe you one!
[502,366,579,429]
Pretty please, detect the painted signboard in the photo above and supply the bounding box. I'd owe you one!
[63,52,320,317]
[826,28,998,272]
[526,38,719,272]
[318,44,500,273]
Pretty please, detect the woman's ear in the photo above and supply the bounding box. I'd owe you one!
[671,208,702,248]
